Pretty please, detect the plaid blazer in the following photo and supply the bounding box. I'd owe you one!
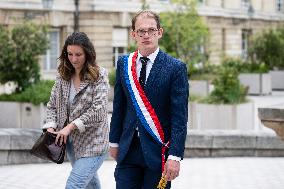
[43,67,109,159]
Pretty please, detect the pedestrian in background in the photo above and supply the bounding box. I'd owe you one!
[42,32,109,189]
[109,10,189,189]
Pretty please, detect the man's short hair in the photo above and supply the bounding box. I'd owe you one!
[131,10,161,31]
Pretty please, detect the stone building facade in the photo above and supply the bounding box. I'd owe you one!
[0,0,283,80]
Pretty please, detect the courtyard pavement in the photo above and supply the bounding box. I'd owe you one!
[0,157,284,189]
[0,92,284,189]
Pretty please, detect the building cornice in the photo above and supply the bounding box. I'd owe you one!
[0,1,283,21]
[91,1,171,13]
[0,1,74,12]
[198,6,284,21]
[91,1,284,21]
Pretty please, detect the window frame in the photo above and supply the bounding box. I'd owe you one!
[42,29,60,72]
[276,0,283,12]
[241,29,252,60]
[113,47,127,68]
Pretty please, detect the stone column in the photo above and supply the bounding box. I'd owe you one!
[79,12,113,69]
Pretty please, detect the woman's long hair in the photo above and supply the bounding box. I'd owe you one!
[58,32,99,82]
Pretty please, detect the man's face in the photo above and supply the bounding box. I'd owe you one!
[131,15,163,55]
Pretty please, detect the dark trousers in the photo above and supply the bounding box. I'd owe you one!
[114,132,171,189]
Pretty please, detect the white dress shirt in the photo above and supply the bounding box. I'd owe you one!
[136,48,159,83]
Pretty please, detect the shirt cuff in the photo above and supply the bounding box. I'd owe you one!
[168,155,181,161]
[42,122,56,130]
[72,119,85,133]
[109,143,119,147]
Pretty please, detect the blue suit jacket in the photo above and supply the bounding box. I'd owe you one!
[109,50,189,171]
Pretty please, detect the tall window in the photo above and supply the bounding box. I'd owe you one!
[112,28,128,67]
[198,0,205,5]
[221,0,225,8]
[241,0,250,8]
[113,47,127,67]
[43,30,60,71]
[276,0,283,12]
[241,29,252,59]
[222,28,226,53]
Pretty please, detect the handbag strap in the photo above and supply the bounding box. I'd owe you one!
[65,104,70,126]
[65,97,71,127]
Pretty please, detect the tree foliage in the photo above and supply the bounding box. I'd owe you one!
[0,22,49,92]
[159,0,209,76]
[250,27,284,70]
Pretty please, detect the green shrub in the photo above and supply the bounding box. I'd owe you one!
[189,94,203,102]
[189,63,219,81]
[189,73,217,81]
[250,27,284,70]
[108,68,116,87]
[0,80,54,105]
[222,57,269,73]
[204,64,248,104]
[240,61,269,73]
[0,22,49,93]
[127,41,137,53]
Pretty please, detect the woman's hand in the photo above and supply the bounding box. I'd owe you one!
[46,127,55,133]
[54,123,77,146]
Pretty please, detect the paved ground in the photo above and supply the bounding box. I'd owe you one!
[1,92,284,189]
[0,157,284,189]
[248,91,284,131]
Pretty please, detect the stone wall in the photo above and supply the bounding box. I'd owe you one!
[0,128,47,165]
[1,128,284,165]
[185,130,284,157]
[0,102,46,129]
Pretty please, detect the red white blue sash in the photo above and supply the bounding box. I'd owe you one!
[123,51,169,171]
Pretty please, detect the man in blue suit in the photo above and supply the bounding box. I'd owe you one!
[109,10,189,189]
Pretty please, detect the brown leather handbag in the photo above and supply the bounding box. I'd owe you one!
[30,131,66,164]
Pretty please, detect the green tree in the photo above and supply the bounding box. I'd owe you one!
[160,0,209,76]
[0,22,49,92]
[250,27,284,70]
[141,0,150,10]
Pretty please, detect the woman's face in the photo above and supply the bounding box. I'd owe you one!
[67,45,86,73]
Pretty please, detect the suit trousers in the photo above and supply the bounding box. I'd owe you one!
[114,132,171,189]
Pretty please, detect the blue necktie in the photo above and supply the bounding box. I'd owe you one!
[139,57,149,89]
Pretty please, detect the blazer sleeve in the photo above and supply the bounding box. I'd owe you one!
[169,62,189,159]
[109,57,127,143]
[42,76,60,130]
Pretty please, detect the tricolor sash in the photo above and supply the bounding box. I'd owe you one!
[123,51,169,173]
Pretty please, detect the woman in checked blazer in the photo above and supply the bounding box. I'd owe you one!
[42,32,109,189]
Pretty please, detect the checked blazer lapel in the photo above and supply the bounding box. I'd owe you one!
[77,81,89,94]
[61,79,71,105]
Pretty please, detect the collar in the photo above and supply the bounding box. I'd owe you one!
[137,47,159,63]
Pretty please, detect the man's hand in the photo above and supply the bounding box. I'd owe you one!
[163,159,180,181]
[109,147,119,161]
